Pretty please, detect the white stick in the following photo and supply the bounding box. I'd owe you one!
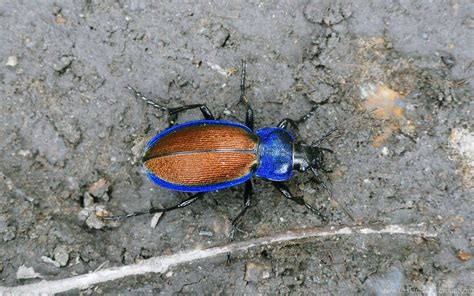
[0,224,436,295]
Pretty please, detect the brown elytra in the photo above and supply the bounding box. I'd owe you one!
[144,124,258,186]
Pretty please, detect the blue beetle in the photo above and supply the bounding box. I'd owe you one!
[107,61,332,239]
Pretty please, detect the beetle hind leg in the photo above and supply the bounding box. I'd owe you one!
[229,180,253,241]
[103,192,205,221]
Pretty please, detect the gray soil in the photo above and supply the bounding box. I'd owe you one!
[1,0,473,294]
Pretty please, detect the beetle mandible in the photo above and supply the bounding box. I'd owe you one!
[106,60,335,240]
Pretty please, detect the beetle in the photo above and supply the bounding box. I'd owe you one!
[106,61,334,239]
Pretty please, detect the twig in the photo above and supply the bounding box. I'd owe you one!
[0,224,436,295]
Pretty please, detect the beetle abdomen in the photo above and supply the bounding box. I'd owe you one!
[145,152,256,186]
[145,124,256,158]
[143,120,258,192]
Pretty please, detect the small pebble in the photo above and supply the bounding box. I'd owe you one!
[150,212,163,229]
[3,226,16,242]
[41,256,61,268]
[94,205,109,219]
[83,192,94,208]
[394,145,406,155]
[87,178,110,198]
[131,138,148,164]
[16,265,42,280]
[85,209,106,229]
[54,245,69,267]
[223,108,232,116]
[52,6,61,15]
[101,193,110,202]
[401,121,417,138]
[381,147,389,156]
[192,57,202,67]
[55,14,66,24]
[6,55,18,67]
[441,53,455,68]
[77,208,90,222]
[457,250,471,261]
[262,270,271,279]
[140,248,153,259]
[18,150,31,157]
[207,62,228,77]
[53,56,72,73]
[157,40,166,48]
[165,271,173,278]
[198,230,214,237]
[244,261,272,282]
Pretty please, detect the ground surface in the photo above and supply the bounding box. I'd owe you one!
[0,0,473,294]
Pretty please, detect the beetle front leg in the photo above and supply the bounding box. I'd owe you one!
[272,181,328,223]
[276,97,332,134]
[229,180,253,241]
[103,192,205,221]
[276,118,303,140]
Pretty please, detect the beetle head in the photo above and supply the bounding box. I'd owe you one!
[293,142,332,173]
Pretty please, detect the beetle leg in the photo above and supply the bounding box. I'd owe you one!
[276,118,304,139]
[276,98,332,134]
[238,60,254,130]
[229,180,253,241]
[311,169,355,222]
[126,85,168,112]
[272,181,328,223]
[277,118,299,130]
[126,85,215,125]
[167,104,215,122]
[103,192,205,221]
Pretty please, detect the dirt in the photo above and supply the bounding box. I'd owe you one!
[0,0,472,294]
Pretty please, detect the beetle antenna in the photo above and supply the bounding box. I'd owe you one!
[295,97,331,125]
[312,126,338,147]
[311,108,379,147]
[310,168,355,222]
